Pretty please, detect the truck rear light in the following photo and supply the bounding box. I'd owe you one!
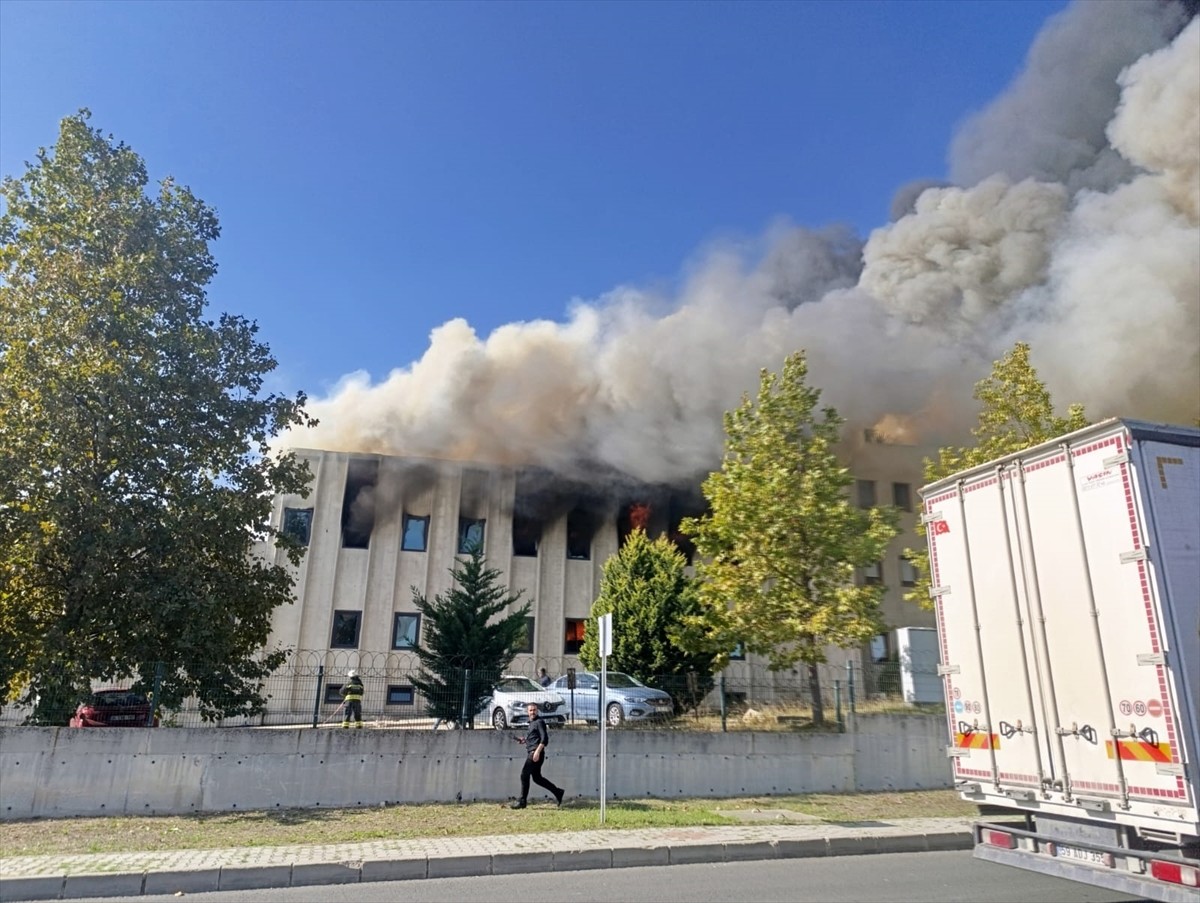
[981,829,1016,849]
[1149,859,1200,887]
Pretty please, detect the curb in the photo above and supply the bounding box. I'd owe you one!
[0,831,972,901]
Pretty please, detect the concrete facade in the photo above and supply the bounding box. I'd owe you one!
[258,434,936,684]
[0,715,952,820]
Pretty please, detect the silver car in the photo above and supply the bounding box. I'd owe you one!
[478,675,567,730]
[550,671,674,726]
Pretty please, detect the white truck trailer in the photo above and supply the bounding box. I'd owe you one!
[921,418,1199,901]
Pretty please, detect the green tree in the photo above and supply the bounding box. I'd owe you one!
[578,528,719,716]
[679,352,899,724]
[905,342,1090,607]
[0,112,315,723]
[410,544,531,727]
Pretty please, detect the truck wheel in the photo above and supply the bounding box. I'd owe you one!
[492,708,507,730]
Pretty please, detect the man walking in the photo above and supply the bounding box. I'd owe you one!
[341,669,364,728]
[510,702,565,808]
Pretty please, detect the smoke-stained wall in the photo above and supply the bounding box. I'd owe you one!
[259,444,935,682]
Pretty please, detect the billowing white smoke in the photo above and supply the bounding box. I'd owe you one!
[282,1,1199,483]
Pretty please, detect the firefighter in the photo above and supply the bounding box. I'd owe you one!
[341,669,364,728]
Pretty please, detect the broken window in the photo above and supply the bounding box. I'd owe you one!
[512,514,541,557]
[392,613,421,650]
[401,514,429,552]
[281,507,313,546]
[457,517,485,554]
[341,459,379,549]
[566,508,593,560]
[564,618,586,655]
[892,482,912,512]
[617,502,651,548]
[855,479,877,509]
[729,642,746,662]
[330,610,361,648]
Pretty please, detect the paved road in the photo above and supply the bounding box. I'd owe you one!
[60,852,1147,903]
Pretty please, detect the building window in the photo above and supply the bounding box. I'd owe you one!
[518,617,535,654]
[564,618,586,655]
[341,459,379,549]
[331,610,361,648]
[513,515,541,557]
[324,683,343,704]
[401,514,429,552]
[458,517,486,554]
[862,561,883,586]
[281,507,313,546]
[855,479,877,508]
[566,508,592,560]
[386,685,415,706]
[892,482,912,512]
[729,642,746,662]
[392,613,421,650]
[899,556,918,588]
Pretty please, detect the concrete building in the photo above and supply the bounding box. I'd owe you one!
[257,435,936,713]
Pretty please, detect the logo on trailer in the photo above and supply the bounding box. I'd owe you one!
[931,520,951,535]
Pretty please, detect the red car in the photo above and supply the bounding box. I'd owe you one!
[69,689,158,727]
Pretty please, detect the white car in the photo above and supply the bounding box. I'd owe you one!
[550,671,675,726]
[478,675,567,730]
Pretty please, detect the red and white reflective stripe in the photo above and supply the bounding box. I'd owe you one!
[980,829,1015,849]
[1149,860,1200,887]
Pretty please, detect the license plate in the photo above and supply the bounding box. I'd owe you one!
[1052,844,1113,867]
[110,714,138,722]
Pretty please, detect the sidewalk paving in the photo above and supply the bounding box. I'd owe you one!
[0,816,975,901]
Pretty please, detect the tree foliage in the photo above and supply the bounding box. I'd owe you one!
[679,352,899,722]
[409,544,531,726]
[578,528,719,712]
[0,112,315,722]
[905,341,1090,607]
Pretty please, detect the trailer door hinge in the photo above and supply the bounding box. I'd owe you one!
[1103,453,1129,468]
[938,664,961,676]
[1119,549,1148,563]
[1137,652,1166,666]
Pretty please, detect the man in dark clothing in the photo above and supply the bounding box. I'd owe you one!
[510,703,565,809]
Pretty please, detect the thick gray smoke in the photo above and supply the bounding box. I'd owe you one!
[282,1,1200,484]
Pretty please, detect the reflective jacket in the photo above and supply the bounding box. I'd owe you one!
[341,677,364,702]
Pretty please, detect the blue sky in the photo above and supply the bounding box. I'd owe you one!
[1,0,1070,399]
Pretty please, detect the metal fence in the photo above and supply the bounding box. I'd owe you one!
[0,652,942,732]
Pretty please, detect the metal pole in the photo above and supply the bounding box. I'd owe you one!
[460,668,471,729]
[599,660,607,825]
[148,662,164,727]
[312,665,324,728]
[834,679,843,732]
[719,672,727,733]
[846,660,856,715]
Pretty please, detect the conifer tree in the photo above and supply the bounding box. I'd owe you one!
[410,544,530,726]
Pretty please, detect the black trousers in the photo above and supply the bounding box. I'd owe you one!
[343,700,362,723]
[519,754,561,801]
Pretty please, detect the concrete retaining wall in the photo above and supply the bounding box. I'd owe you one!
[0,714,952,820]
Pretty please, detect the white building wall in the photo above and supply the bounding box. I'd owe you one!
[258,439,936,686]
